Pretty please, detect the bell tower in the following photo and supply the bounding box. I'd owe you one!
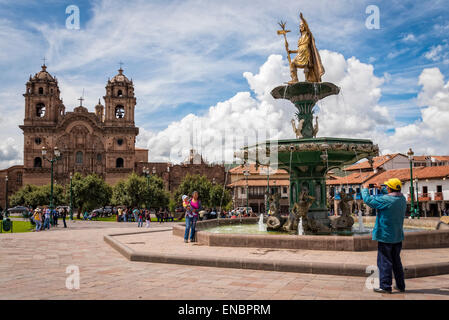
[103,67,136,126]
[23,63,64,126]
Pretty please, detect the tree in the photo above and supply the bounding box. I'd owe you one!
[111,173,169,209]
[174,174,230,209]
[174,174,213,207]
[68,173,112,218]
[209,184,232,210]
[10,183,66,208]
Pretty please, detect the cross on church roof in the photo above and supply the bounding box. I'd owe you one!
[119,61,124,69]
[42,57,46,66]
[78,96,84,106]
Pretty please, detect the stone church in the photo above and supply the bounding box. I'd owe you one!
[0,64,149,208]
[0,63,227,210]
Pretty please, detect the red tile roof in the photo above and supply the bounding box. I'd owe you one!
[366,166,449,185]
[229,164,287,175]
[326,171,379,185]
[228,179,289,187]
[345,153,403,171]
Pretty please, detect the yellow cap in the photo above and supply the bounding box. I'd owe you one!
[384,178,402,191]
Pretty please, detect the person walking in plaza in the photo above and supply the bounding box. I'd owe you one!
[145,209,151,228]
[43,208,51,230]
[137,209,144,227]
[61,207,67,228]
[184,191,202,243]
[53,208,59,226]
[33,209,42,232]
[362,178,407,294]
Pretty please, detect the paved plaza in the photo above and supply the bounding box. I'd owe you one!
[0,220,448,300]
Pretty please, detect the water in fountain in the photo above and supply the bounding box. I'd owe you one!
[357,209,365,233]
[298,217,304,235]
[258,213,267,232]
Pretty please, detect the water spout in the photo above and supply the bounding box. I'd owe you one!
[258,213,267,232]
[358,210,365,233]
[298,217,304,235]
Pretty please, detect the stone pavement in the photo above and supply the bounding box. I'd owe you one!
[116,231,449,266]
[0,220,449,300]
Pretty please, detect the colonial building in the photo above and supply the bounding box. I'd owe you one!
[0,64,149,208]
[227,164,290,214]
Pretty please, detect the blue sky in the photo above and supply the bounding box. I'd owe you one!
[0,0,449,165]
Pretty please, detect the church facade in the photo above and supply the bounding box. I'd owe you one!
[0,64,149,209]
[0,64,228,210]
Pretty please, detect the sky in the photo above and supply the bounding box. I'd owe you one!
[0,0,449,167]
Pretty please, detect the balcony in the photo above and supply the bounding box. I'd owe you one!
[435,192,444,201]
[418,193,431,202]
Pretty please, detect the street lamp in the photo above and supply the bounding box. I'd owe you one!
[143,167,150,187]
[243,163,250,216]
[5,175,8,212]
[42,146,62,210]
[415,178,420,219]
[69,172,73,220]
[407,148,416,219]
[266,165,270,215]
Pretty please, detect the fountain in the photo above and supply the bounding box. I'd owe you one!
[236,12,379,235]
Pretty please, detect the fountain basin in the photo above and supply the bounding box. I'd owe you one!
[172,217,449,251]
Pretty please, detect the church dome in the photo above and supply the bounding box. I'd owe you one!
[33,65,55,81]
[110,68,131,84]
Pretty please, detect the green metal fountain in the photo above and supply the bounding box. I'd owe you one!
[237,13,379,234]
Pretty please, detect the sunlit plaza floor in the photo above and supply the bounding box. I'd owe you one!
[1,220,449,300]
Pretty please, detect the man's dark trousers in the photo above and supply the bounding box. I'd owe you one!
[377,241,405,291]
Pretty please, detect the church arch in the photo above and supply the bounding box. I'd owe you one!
[116,157,124,168]
[34,157,42,168]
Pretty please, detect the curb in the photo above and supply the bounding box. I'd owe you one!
[104,230,449,279]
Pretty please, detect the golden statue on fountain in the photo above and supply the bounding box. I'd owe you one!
[277,12,325,84]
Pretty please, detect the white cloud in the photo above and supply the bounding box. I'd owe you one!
[386,67,449,154]
[402,33,417,42]
[138,51,392,162]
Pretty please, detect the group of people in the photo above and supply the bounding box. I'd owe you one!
[182,191,202,243]
[116,207,152,228]
[155,208,174,223]
[32,207,68,231]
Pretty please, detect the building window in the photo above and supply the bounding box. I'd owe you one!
[36,103,45,117]
[76,151,83,164]
[96,154,102,162]
[115,105,125,119]
[38,87,43,94]
[116,158,124,168]
[283,187,288,194]
[117,138,123,146]
[34,157,42,168]
[16,173,22,185]
[35,137,42,145]
[117,89,123,97]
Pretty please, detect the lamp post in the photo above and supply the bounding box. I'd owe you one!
[266,166,270,215]
[143,167,150,209]
[42,146,61,210]
[243,164,250,216]
[415,178,420,219]
[143,167,150,187]
[69,172,73,220]
[407,148,416,219]
[5,175,8,212]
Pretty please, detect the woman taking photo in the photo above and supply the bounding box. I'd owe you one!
[184,191,202,243]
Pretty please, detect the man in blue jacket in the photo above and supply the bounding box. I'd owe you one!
[362,178,407,294]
